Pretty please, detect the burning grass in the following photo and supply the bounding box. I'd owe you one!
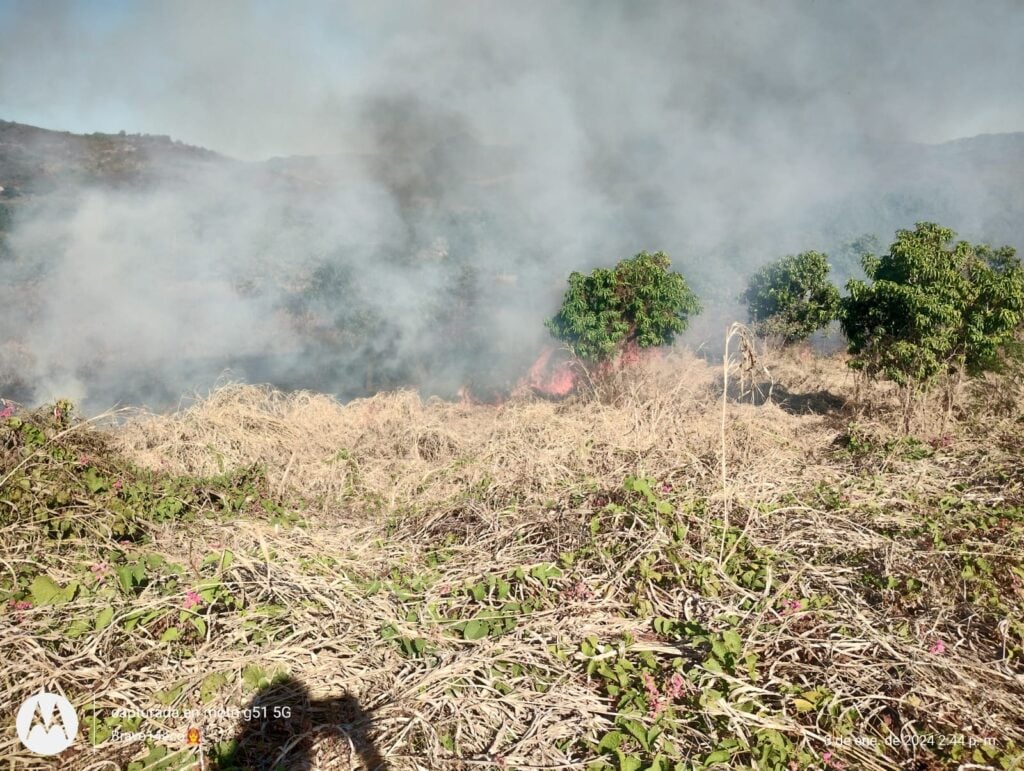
[2,349,1024,770]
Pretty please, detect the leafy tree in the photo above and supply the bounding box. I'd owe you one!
[841,222,1024,393]
[546,251,702,362]
[741,251,841,343]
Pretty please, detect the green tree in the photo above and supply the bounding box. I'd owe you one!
[546,251,702,362]
[742,251,841,343]
[841,222,1024,418]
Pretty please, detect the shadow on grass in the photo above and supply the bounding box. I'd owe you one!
[765,382,847,416]
[724,378,847,416]
[214,676,387,771]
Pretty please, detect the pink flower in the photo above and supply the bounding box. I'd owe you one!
[90,562,111,580]
[8,599,32,624]
[660,481,673,494]
[928,639,946,655]
[562,581,595,601]
[665,671,688,700]
[0,403,14,419]
[780,598,802,616]
[183,590,203,610]
[112,480,123,492]
[821,750,846,769]
[642,672,665,716]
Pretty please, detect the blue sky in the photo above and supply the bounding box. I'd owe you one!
[0,0,371,157]
[0,0,137,134]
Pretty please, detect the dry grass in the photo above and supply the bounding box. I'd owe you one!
[2,348,1023,770]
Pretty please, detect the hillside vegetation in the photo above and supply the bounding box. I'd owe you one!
[2,350,1023,770]
[5,119,1024,410]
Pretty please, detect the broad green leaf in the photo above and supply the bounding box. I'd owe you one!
[597,730,624,753]
[29,575,61,605]
[95,606,115,631]
[463,620,489,640]
[242,666,263,690]
[200,672,228,703]
[155,682,184,705]
[704,749,733,764]
[65,618,92,638]
[116,565,136,594]
[722,630,743,654]
[615,750,642,771]
[620,719,649,751]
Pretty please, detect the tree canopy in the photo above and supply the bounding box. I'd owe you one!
[546,251,702,362]
[841,222,1024,387]
[742,250,840,344]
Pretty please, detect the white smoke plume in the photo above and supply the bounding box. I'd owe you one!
[1,1,1022,410]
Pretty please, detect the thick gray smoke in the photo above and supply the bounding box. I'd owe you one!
[1,0,1023,411]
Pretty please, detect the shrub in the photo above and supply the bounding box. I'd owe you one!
[841,222,1024,390]
[546,251,702,362]
[741,251,841,343]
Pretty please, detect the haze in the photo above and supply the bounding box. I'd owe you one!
[1,0,1023,410]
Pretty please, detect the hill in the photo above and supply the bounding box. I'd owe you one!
[3,119,1024,412]
[0,119,228,194]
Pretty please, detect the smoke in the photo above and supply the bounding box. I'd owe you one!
[1,0,1023,410]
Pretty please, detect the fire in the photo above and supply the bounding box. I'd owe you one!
[592,340,662,379]
[460,342,662,403]
[522,347,578,397]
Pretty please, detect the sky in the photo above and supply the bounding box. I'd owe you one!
[2,0,1024,160]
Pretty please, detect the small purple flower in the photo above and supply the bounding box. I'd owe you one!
[665,671,688,700]
[780,598,802,616]
[642,672,664,716]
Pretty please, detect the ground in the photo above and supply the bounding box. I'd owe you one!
[1,348,1023,770]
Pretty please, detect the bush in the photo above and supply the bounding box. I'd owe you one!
[841,222,1024,389]
[741,251,840,343]
[546,251,702,362]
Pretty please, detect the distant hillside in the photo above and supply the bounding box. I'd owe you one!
[815,132,1024,277]
[3,118,1024,410]
[4,118,1024,257]
[0,119,229,194]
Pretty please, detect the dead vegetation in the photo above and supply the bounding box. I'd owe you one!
[2,348,1023,770]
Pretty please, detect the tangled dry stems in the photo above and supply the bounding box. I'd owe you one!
[2,348,1023,769]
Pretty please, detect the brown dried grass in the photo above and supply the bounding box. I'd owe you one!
[3,347,1023,769]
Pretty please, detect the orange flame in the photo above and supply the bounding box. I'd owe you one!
[523,347,578,397]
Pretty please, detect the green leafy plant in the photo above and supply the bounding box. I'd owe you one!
[842,223,1024,428]
[741,250,840,343]
[546,251,702,362]
[842,223,1024,387]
